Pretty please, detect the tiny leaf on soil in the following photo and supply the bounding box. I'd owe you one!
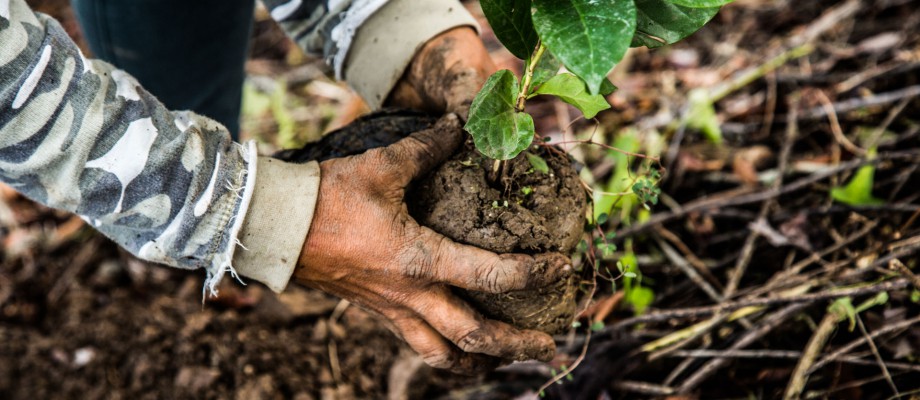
[627,286,655,315]
[830,297,858,331]
[525,152,550,174]
[831,158,884,206]
[632,0,721,49]
[686,88,723,144]
[532,73,612,118]
[669,0,734,8]
[532,0,637,94]
[480,0,539,59]
[466,70,536,160]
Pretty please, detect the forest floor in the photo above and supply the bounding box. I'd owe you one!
[2,0,920,399]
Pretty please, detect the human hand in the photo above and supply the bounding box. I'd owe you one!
[294,114,571,374]
[387,27,497,119]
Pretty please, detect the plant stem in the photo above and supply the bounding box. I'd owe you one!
[516,41,546,112]
[492,159,501,175]
[708,43,814,103]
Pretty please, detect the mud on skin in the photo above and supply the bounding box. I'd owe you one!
[276,111,587,334]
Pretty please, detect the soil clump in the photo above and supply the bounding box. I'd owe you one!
[277,110,587,334]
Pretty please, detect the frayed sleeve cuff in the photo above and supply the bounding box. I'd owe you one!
[232,158,320,293]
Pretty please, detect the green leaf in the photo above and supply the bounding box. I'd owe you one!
[589,321,605,331]
[626,286,655,315]
[831,153,884,206]
[597,212,609,224]
[531,50,563,91]
[466,70,536,160]
[600,78,619,96]
[532,73,611,118]
[670,0,734,8]
[532,0,637,95]
[685,88,722,144]
[855,292,889,314]
[632,0,721,49]
[525,152,550,174]
[830,297,858,331]
[480,0,539,59]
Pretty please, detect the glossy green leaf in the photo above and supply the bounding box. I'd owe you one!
[530,50,562,91]
[532,73,611,118]
[831,154,884,206]
[532,0,637,95]
[465,70,535,160]
[670,0,734,8]
[481,0,539,59]
[632,0,720,48]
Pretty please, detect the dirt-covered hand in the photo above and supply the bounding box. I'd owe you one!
[387,27,497,119]
[294,114,570,374]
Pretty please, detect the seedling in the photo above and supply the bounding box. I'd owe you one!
[466,0,734,164]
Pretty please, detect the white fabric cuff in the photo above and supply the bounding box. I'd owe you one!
[232,158,320,293]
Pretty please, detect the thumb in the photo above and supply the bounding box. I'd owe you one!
[382,114,464,184]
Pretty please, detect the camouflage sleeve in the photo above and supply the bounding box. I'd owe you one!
[261,0,390,80]
[262,0,478,108]
[0,0,258,295]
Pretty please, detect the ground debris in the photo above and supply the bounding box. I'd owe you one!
[5,0,920,399]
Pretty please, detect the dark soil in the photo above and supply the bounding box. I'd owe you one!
[9,0,920,399]
[0,234,409,400]
[276,110,587,334]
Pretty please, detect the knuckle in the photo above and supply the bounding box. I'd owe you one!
[363,149,402,183]
[480,259,526,293]
[406,134,441,163]
[376,145,404,166]
[419,349,454,369]
[455,327,488,353]
[397,239,436,281]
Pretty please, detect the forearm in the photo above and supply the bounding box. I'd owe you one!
[262,0,478,108]
[0,0,318,294]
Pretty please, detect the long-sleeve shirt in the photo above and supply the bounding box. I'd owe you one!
[0,0,476,294]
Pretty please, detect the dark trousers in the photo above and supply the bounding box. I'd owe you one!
[72,0,256,139]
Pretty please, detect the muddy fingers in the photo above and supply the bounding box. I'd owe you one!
[392,316,504,375]
[413,227,572,293]
[379,114,464,187]
[408,287,556,362]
